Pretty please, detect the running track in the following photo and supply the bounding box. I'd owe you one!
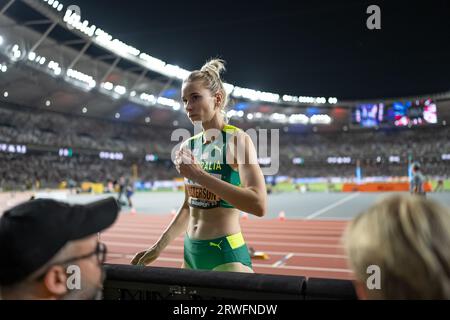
[3,191,449,280]
[101,213,353,280]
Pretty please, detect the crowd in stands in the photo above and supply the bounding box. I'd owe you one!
[0,105,176,155]
[0,152,176,190]
[279,127,450,160]
[0,104,449,190]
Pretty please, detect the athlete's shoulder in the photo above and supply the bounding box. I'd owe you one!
[223,124,242,134]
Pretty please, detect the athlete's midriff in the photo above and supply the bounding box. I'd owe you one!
[187,206,241,240]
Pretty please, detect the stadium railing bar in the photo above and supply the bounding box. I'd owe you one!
[102,264,357,300]
[304,278,357,300]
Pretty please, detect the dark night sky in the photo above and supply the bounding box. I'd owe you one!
[59,0,450,100]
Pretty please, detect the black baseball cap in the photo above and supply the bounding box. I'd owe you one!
[0,197,120,286]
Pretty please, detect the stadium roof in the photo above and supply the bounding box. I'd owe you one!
[56,0,450,100]
[0,0,450,130]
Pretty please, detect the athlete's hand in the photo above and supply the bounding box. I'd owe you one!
[130,245,160,266]
[174,149,204,182]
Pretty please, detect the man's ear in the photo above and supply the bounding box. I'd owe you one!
[353,280,369,300]
[43,265,68,297]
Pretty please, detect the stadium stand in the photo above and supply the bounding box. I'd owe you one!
[0,0,449,303]
[1,102,449,190]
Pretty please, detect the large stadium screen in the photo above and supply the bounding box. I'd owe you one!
[352,103,384,127]
[388,99,437,127]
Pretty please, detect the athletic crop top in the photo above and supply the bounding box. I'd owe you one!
[184,124,241,209]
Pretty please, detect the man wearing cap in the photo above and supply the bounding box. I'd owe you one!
[0,197,119,300]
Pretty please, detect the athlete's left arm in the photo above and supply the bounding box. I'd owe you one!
[176,132,267,217]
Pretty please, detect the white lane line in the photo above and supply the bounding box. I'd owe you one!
[104,239,343,249]
[272,253,294,267]
[109,247,346,259]
[110,224,348,230]
[109,248,346,260]
[253,263,352,273]
[305,193,361,220]
[102,232,343,242]
[109,253,181,263]
[109,229,347,236]
[265,251,346,259]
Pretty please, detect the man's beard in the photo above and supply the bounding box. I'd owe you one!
[62,269,106,300]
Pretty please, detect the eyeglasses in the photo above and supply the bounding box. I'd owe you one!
[33,242,107,281]
[57,242,107,266]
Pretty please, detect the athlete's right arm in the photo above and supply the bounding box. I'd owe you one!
[130,188,190,266]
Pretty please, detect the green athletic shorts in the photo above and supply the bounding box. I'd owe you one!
[184,232,253,270]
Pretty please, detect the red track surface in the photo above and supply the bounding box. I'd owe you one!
[102,213,354,280]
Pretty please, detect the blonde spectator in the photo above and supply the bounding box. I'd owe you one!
[344,194,450,299]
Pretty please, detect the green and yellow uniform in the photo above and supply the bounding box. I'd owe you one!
[183,124,252,270]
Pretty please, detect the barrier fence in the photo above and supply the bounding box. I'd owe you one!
[103,264,357,300]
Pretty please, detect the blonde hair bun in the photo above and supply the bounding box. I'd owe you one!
[200,59,226,79]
